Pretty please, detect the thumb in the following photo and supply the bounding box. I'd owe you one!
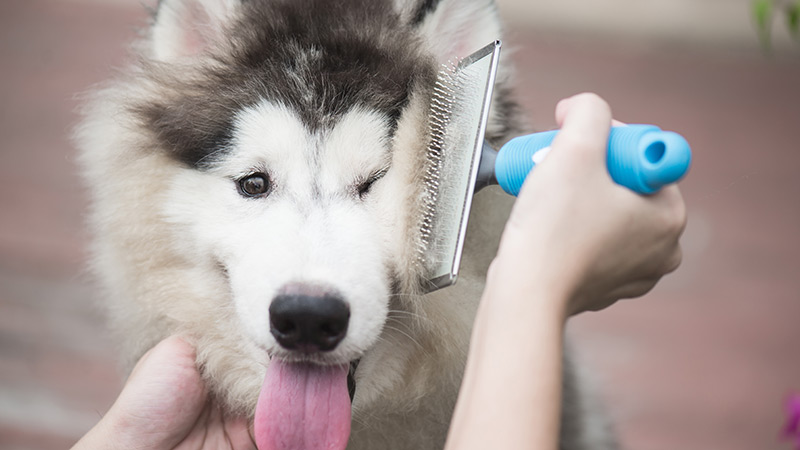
[106,336,208,449]
[551,93,613,168]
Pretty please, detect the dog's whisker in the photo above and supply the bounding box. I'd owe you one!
[386,309,427,321]
[385,314,419,330]
[382,324,427,355]
[386,292,421,298]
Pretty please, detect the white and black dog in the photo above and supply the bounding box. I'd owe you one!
[76,0,616,448]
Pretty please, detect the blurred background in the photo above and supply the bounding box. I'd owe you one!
[1,0,798,449]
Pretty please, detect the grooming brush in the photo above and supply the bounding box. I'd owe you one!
[418,40,692,293]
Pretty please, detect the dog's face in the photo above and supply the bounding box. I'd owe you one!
[78,0,509,417]
[164,101,402,366]
[144,0,438,371]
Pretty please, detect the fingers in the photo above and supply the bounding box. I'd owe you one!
[510,92,688,316]
[662,185,688,237]
[601,278,660,306]
[664,245,683,275]
[116,336,207,422]
[552,93,613,166]
[247,420,258,449]
[647,185,688,270]
[128,335,195,379]
[103,335,209,450]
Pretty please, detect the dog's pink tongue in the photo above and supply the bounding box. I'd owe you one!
[254,359,351,450]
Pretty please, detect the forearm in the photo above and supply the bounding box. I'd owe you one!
[445,259,568,450]
[71,419,122,450]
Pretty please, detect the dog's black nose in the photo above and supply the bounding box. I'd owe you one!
[269,290,350,353]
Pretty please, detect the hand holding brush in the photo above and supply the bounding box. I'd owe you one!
[417,41,691,292]
[446,92,687,450]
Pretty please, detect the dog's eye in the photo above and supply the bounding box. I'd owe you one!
[357,179,376,198]
[238,173,271,197]
[356,169,387,199]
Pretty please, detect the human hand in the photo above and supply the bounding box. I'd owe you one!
[72,336,255,450]
[491,92,686,317]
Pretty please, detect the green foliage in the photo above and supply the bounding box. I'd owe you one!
[753,0,800,48]
[788,1,800,37]
[753,0,774,47]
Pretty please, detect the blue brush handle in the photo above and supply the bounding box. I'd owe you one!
[494,125,692,195]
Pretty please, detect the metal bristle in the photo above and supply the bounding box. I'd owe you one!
[413,41,501,292]
[417,60,463,270]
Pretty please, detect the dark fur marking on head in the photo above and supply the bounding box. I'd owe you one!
[136,88,239,168]
[230,0,424,131]
[137,0,436,168]
[411,0,444,26]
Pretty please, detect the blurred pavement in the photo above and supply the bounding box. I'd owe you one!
[1,1,799,449]
[497,0,799,52]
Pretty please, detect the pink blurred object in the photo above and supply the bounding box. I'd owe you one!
[782,393,800,449]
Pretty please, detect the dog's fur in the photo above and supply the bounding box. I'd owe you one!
[76,0,616,448]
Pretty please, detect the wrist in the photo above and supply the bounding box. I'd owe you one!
[71,417,121,450]
[485,253,573,323]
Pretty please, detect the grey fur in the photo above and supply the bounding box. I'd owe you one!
[137,0,432,167]
[75,0,617,449]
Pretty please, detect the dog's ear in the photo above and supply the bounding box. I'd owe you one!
[150,0,238,61]
[404,0,502,64]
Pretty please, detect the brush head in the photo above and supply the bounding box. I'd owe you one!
[416,41,501,293]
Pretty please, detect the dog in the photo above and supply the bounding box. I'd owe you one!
[76,0,616,448]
